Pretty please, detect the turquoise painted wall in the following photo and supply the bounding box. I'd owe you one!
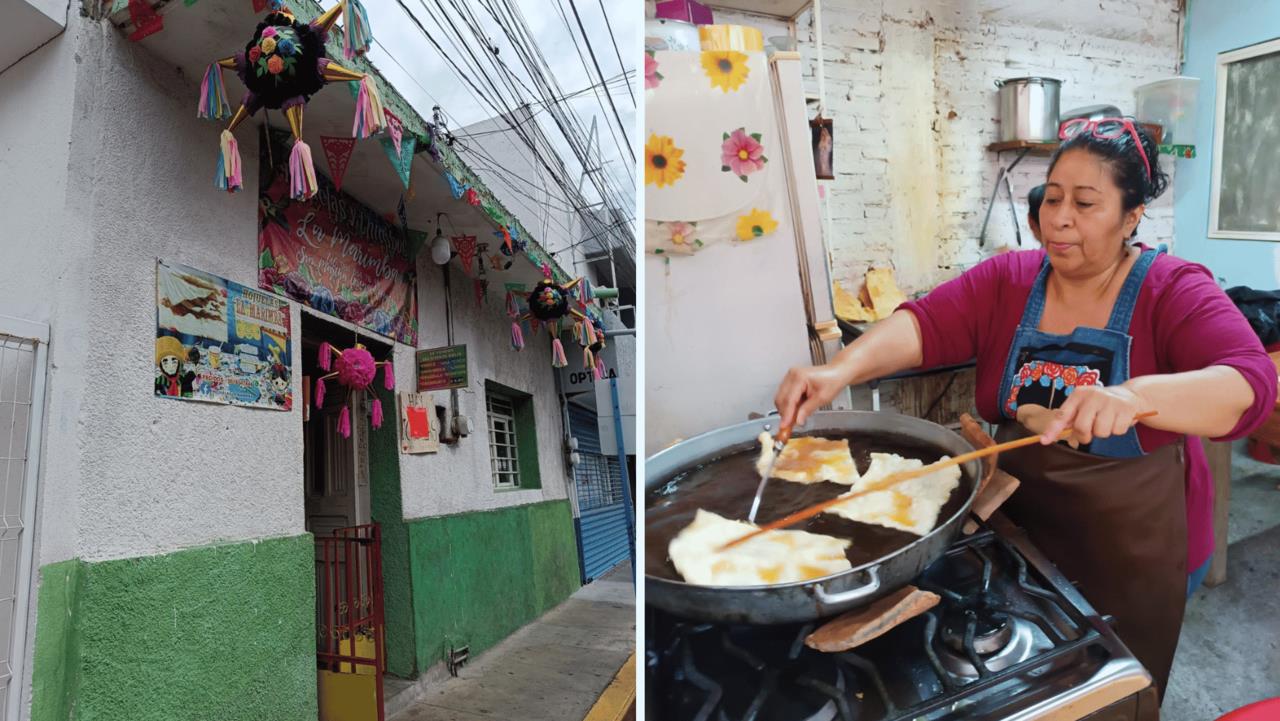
[31,535,316,721]
[406,500,580,671]
[1175,0,1280,288]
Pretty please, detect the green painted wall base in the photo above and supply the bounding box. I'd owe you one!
[407,500,580,671]
[369,384,417,678]
[31,535,317,721]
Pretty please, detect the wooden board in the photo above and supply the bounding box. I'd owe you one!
[806,586,940,652]
[891,367,978,428]
[987,140,1059,154]
[1203,437,1231,587]
[398,391,440,454]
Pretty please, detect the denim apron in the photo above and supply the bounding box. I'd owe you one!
[994,249,1187,700]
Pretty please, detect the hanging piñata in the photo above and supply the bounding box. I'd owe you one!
[509,266,590,369]
[313,342,393,438]
[200,0,380,199]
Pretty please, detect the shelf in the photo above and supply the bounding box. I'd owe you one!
[988,141,1196,159]
[706,0,814,18]
[987,140,1059,155]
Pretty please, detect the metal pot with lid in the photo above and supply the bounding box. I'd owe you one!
[995,76,1063,142]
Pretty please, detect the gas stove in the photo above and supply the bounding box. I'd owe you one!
[646,515,1160,721]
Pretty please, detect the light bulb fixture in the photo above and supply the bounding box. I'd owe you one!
[430,212,452,266]
[430,230,452,266]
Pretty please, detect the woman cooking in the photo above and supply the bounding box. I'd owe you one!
[774,118,1277,699]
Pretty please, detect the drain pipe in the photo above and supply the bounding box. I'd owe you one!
[553,364,579,516]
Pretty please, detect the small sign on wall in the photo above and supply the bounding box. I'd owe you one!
[398,391,440,454]
[416,345,468,391]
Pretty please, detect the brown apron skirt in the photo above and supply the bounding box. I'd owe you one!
[995,422,1187,699]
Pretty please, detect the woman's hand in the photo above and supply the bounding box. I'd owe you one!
[774,364,854,430]
[1039,384,1151,445]
[1017,403,1079,448]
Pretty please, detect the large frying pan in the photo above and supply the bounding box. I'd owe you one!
[646,411,982,624]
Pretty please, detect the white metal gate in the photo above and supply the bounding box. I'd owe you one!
[0,316,47,721]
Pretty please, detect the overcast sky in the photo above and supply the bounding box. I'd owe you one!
[351,0,638,214]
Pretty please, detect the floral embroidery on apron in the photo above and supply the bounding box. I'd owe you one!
[997,248,1160,458]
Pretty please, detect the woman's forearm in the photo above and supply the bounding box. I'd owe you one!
[832,310,926,386]
[1125,366,1257,438]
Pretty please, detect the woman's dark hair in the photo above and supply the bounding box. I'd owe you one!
[1027,184,1046,225]
[1047,119,1170,238]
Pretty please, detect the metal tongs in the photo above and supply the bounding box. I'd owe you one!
[747,422,792,524]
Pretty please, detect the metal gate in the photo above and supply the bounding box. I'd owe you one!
[316,524,385,721]
[569,404,629,582]
[0,319,48,721]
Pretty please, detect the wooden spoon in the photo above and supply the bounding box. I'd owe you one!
[719,411,1158,551]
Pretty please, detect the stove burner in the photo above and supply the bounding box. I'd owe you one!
[932,615,1047,681]
[941,610,1013,655]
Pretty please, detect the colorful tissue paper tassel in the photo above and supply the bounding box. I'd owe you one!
[583,348,595,373]
[198,63,231,120]
[511,322,525,350]
[315,377,326,407]
[215,130,243,192]
[551,338,568,368]
[289,139,319,200]
[383,360,394,390]
[338,405,352,438]
[595,356,606,380]
[352,75,386,139]
[318,342,333,371]
[342,0,373,59]
[371,397,384,429]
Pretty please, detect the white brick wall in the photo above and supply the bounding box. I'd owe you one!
[785,0,1183,295]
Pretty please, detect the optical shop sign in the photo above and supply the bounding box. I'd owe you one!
[559,342,620,393]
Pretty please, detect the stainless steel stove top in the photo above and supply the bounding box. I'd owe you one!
[646,515,1160,721]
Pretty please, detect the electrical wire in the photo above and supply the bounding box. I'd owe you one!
[384,0,635,267]
[595,0,635,108]
[565,0,632,156]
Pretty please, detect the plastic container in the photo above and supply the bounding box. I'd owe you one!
[655,0,713,24]
[1135,76,1200,145]
[699,24,764,52]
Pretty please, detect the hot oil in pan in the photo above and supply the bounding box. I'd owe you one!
[645,431,973,581]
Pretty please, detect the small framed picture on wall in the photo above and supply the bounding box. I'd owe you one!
[811,115,835,180]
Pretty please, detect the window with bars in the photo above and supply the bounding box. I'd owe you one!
[485,382,540,490]
[487,394,520,488]
[574,453,622,512]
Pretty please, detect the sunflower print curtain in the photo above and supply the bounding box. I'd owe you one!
[644,50,786,257]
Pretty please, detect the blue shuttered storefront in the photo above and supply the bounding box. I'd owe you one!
[568,403,630,582]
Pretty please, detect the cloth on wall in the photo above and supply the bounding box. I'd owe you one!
[644,50,786,256]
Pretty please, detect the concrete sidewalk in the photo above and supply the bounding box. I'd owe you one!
[389,561,636,721]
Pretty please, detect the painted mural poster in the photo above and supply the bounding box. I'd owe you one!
[156,260,293,410]
[257,158,419,345]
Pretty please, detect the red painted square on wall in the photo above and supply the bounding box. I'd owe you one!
[405,406,431,439]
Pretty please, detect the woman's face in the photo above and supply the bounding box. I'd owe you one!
[160,355,180,375]
[1039,149,1143,277]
